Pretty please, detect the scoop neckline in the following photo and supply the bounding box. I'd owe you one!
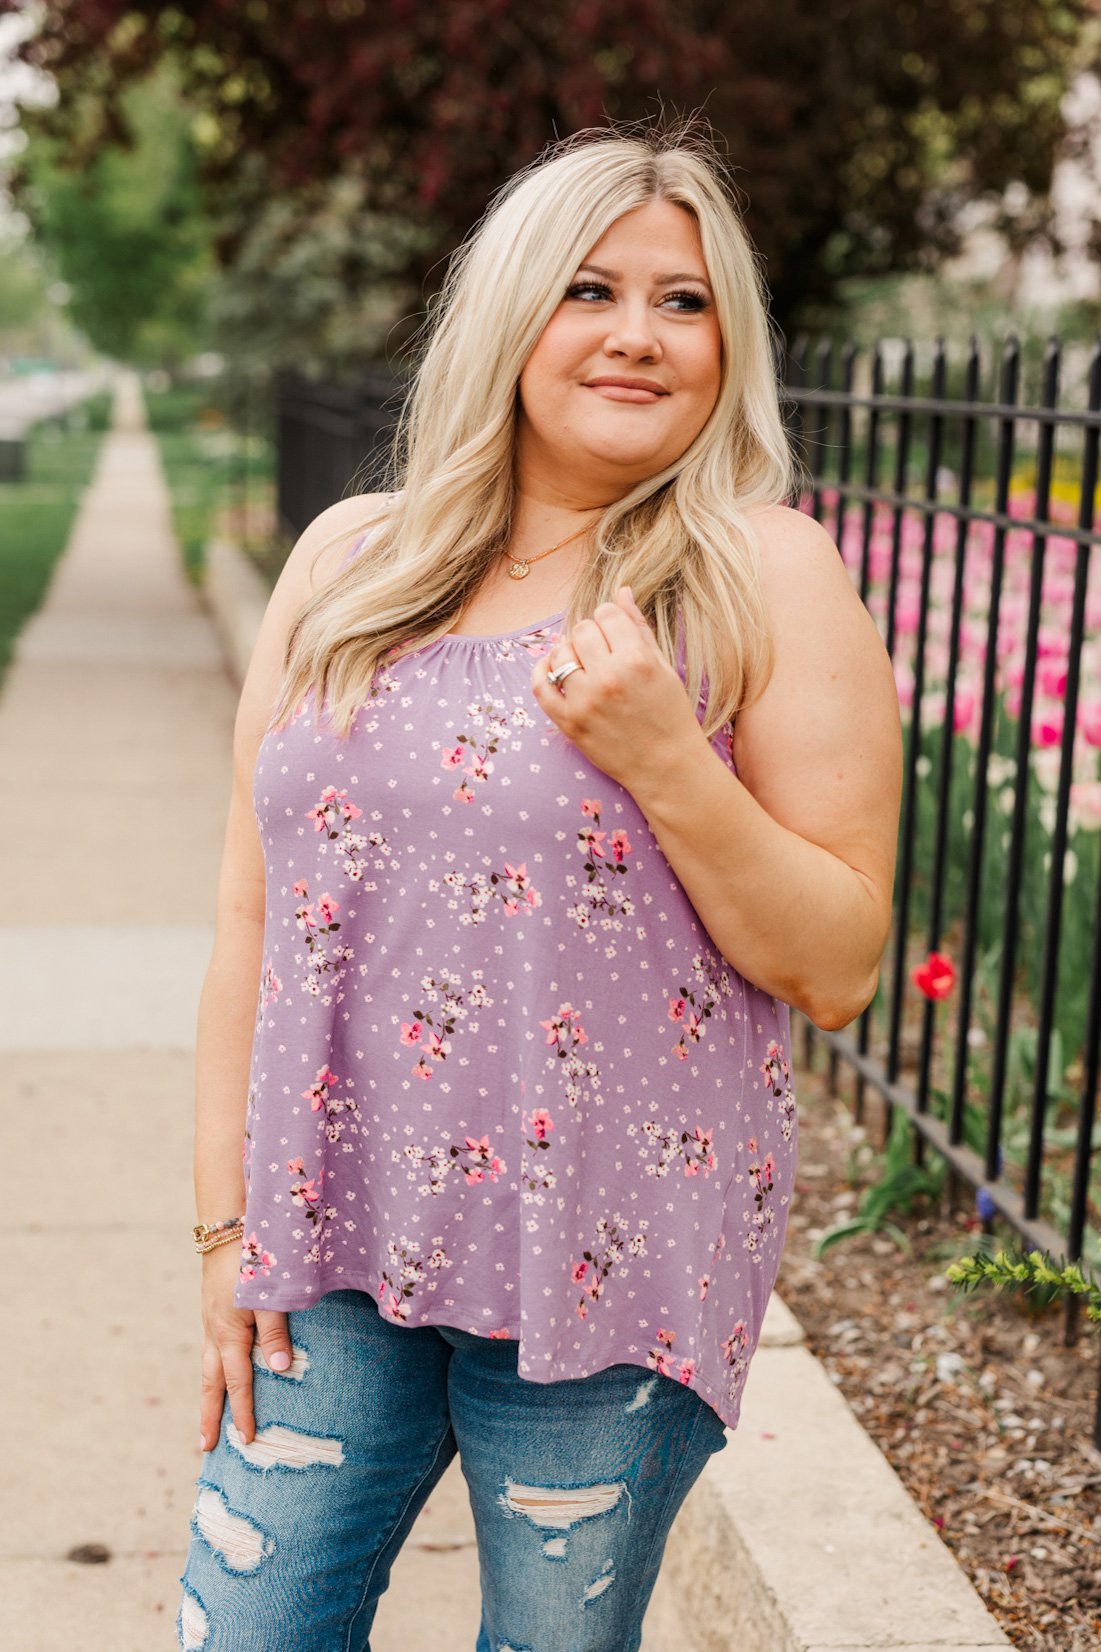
[438,610,566,643]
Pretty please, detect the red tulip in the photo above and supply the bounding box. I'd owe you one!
[912,952,956,999]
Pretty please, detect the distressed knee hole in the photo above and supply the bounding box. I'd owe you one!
[192,1486,274,1575]
[582,1559,616,1604]
[227,1422,344,1471]
[252,1342,310,1381]
[625,1377,657,1412]
[177,1584,208,1649]
[542,1535,568,1560]
[499,1479,627,1531]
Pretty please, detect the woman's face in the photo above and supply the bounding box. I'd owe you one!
[516,198,723,499]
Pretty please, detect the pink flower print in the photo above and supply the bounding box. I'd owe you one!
[539,1003,599,1112]
[627,1118,716,1179]
[301,1066,360,1145]
[722,1319,750,1365]
[459,1135,503,1184]
[293,878,348,996]
[290,1176,321,1208]
[646,1348,674,1376]
[571,1214,648,1319]
[306,784,363,835]
[489,1328,512,1339]
[759,1038,791,1098]
[608,828,632,863]
[408,1027,452,1080]
[529,1109,554,1141]
[286,1156,305,1175]
[398,1131,506,1195]
[239,1231,276,1283]
[494,860,541,915]
[441,697,533,801]
[678,1359,697,1384]
[261,959,282,1008]
[292,879,308,897]
[379,1235,451,1317]
[656,1326,676,1348]
[683,1125,716,1176]
[571,1261,588,1284]
[399,970,477,1077]
[666,950,731,1059]
[568,800,634,939]
[302,1064,340,1111]
[697,1274,710,1301]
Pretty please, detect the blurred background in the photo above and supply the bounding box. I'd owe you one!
[3,0,1101,582]
[4,6,1101,1649]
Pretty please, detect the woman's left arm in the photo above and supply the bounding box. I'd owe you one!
[532,507,903,1031]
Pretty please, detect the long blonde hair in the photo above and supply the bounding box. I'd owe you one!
[273,121,802,741]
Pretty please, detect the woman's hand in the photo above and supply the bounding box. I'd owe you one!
[531,586,705,793]
[198,1243,294,1451]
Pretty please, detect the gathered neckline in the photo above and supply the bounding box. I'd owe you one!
[436,611,566,643]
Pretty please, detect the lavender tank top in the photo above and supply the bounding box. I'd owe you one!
[234,528,798,1432]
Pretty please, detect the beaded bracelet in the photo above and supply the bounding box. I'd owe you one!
[193,1216,246,1255]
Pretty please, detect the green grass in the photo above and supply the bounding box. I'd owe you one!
[0,394,113,685]
[145,379,275,586]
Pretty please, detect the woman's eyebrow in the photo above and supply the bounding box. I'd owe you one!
[576,262,712,289]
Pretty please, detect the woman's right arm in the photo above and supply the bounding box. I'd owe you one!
[195,495,387,1451]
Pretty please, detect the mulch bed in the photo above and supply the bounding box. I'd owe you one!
[774,1061,1101,1651]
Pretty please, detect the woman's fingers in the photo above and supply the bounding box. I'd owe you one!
[218,1324,259,1445]
[198,1334,229,1452]
[254,1308,293,1374]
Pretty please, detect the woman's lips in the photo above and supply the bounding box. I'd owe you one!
[583,383,667,403]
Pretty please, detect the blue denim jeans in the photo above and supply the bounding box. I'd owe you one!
[177,1288,728,1652]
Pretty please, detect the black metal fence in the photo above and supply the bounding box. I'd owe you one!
[274,369,403,540]
[785,332,1101,1443]
[273,340,1101,1438]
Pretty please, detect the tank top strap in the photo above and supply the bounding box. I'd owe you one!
[336,493,399,574]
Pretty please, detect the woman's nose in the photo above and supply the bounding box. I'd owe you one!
[602,303,662,362]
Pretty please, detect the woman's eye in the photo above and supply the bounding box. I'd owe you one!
[566,281,613,302]
[662,289,709,312]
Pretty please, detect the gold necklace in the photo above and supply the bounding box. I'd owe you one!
[501,520,594,580]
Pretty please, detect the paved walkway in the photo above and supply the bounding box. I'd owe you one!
[1,375,529,1651]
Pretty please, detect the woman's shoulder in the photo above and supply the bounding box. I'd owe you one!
[741,502,841,585]
[300,491,398,590]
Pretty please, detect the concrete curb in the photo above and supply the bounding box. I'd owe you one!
[201,532,1011,1652]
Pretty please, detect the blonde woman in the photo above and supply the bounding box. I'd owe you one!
[178,124,901,1652]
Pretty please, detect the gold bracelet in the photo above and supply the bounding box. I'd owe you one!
[194,1220,245,1255]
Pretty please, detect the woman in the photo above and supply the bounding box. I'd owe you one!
[178,125,901,1652]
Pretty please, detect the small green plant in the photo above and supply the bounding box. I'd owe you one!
[812,1105,946,1259]
[945,1245,1101,1323]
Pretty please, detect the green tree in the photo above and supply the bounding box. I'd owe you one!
[3,0,1096,344]
[15,59,215,364]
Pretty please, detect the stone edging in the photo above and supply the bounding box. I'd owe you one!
[201,530,1011,1652]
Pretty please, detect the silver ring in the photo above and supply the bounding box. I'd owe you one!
[546,660,583,689]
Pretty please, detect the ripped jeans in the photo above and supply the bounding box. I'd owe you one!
[176,1288,728,1652]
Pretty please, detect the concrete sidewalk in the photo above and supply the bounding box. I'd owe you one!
[1,376,488,1651]
[3,375,1010,1651]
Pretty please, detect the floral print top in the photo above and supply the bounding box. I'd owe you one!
[234,533,798,1433]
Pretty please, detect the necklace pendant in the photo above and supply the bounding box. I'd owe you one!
[507,561,530,580]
